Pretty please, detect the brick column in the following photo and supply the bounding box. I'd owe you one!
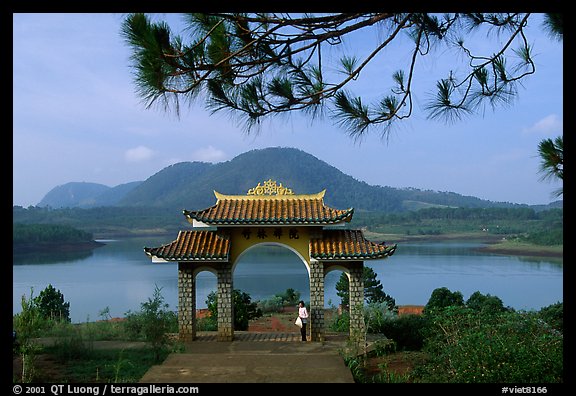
[217,262,234,341]
[348,261,366,344]
[177,262,196,341]
[309,259,325,342]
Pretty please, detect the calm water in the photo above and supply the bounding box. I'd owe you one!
[13,236,563,323]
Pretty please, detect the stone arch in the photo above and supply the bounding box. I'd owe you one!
[192,265,219,278]
[322,262,365,341]
[144,181,397,343]
[232,241,310,274]
[231,242,311,338]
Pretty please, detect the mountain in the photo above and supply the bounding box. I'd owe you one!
[38,181,143,209]
[36,147,560,212]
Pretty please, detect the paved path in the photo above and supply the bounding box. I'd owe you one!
[139,332,355,383]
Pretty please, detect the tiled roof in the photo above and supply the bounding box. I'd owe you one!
[183,198,354,226]
[144,229,396,262]
[310,229,397,260]
[144,230,230,261]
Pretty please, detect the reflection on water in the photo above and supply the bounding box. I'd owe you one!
[13,237,563,323]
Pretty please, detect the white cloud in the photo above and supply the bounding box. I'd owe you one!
[191,146,227,162]
[125,146,155,162]
[522,114,563,136]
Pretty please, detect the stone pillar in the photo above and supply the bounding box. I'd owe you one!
[309,259,325,342]
[178,262,196,341]
[348,261,366,344]
[217,262,234,341]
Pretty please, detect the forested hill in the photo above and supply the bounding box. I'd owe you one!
[35,147,561,212]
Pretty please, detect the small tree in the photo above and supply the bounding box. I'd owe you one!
[206,289,263,330]
[13,289,43,382]
[33,284,70,322]
[139,285,172,362]
[336,266,396,312]
[423,287,464,314]
[465,291,511,314]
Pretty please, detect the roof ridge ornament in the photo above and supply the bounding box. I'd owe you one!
[247,179,294,196]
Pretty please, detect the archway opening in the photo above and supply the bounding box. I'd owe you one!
[233,243,310,333]
[192,268,217,332]
[324,267,351,335]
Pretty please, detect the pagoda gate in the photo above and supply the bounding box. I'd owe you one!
[144,180,397,343]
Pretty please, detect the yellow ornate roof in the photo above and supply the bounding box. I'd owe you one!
[144,229,396,262]
[183,180,353,226]
[214,179,325,200]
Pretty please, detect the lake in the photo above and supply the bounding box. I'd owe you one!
[13,236,563,323]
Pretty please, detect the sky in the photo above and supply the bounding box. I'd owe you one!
[13,13,563,208]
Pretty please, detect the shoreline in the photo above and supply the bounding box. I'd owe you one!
[13,240,106,255]
[364,232,563,259]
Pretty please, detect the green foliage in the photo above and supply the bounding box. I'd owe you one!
[354,207,563,245]
[124,285,174,362]
[537,301,563,332]
[39,346,170,383]
[363,301,397,333]
[258,288,302,313]
[371,314,429,351]
[416,306,563,383]
[329,310,350,333]
[521,228,563,246]
[121,13,548,140]
[465,291,511,314]
[13,223,94,244]
[13,289,45,383]
[51,326,94,362]
[206,289,263,330]
[336,267,397,312]
[257,295,285,313]
[33,284,71,322]
[423,287,464,314]
[196,316,218,331]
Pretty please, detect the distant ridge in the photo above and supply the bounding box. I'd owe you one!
[36,147,562,212]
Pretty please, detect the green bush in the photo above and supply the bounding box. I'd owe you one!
[196,316,217,331]
[33,284,71,322]
[423,287,464,314]
[364,301,397,333]
[329,310,350,333]
[257,295,284,313]
[466,291,512,314]
[373,314,429,351]
[123,285,174,362]
[537,301,563,332]
[416,306,563,383]
[206,289,262,330]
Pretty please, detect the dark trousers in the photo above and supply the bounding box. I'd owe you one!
[300,321,307,341]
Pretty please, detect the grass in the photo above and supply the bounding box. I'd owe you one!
[40,345,170,383]
[479,239,563,257]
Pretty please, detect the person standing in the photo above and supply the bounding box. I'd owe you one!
[298,300,309,341]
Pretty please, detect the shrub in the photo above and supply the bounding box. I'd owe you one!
[423,287,464,314]
[329,310,350,333]
[206,289,262,330]
[364,301,397,333]
[537,301,563,332]
[123,285,174,362]
[416,306,563,383]
[372,314,429,351]
[466,291,512,314]
[33,284,71,322]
